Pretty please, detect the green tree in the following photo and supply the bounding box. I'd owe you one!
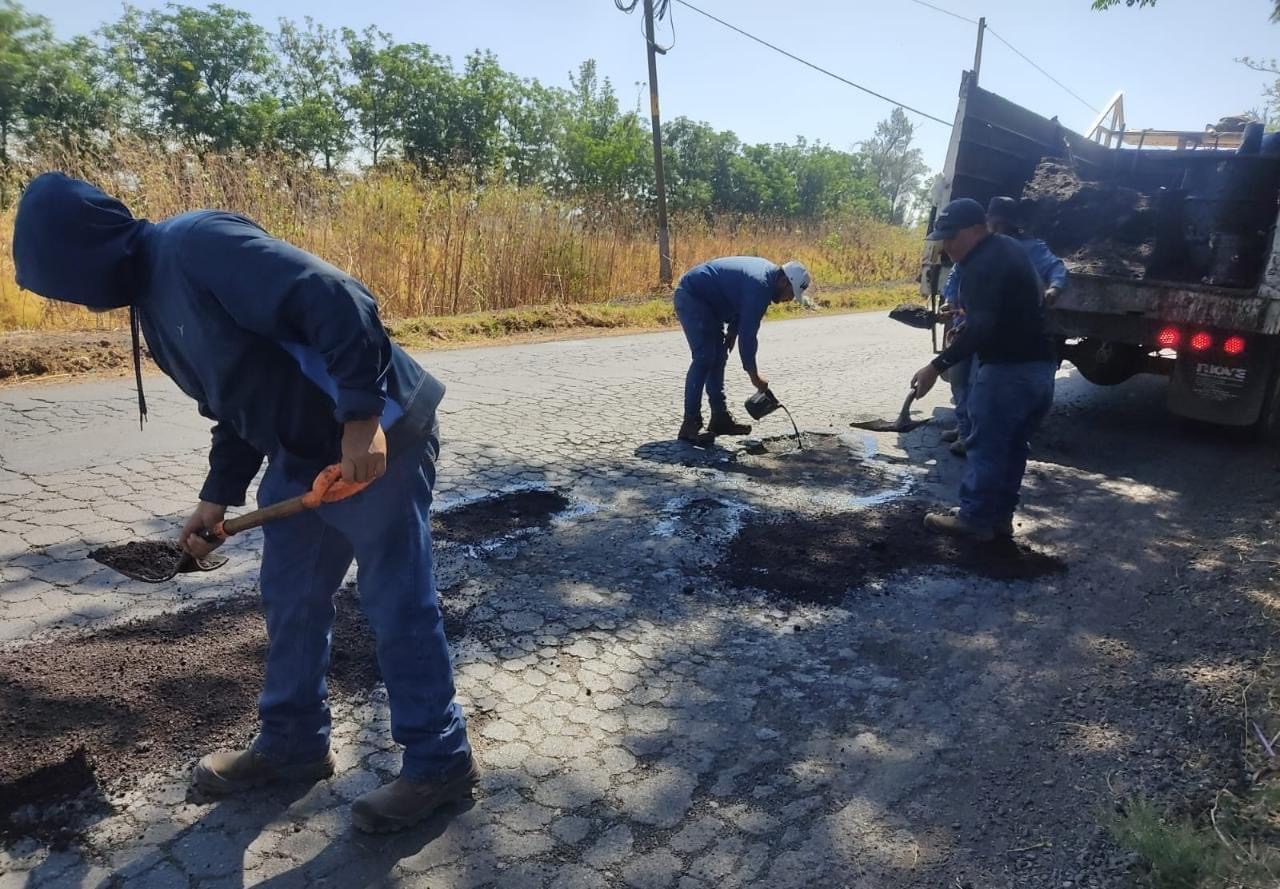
[559,60,649,200]
[23,36,121,150]
[0,1,56,163]
[103,3,278,151]
[503,78,567,188]
[1091,0,1279,20]
[393,43,464,173]
[860,107,928,225]
[342,26,403,165]
[275,17,350,170]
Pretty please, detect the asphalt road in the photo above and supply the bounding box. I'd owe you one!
[2,311,1277,888]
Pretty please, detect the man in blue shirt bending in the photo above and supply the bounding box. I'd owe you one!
[673,256,812,443]
[940,196,1066,456]
[14,173,473,834]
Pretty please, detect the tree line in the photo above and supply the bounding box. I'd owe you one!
[2,1,931,223]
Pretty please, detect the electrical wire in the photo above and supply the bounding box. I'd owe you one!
[905,0,978,25]
[672,0,952,127]
[986,28,1101,114]
[905,0,1101,115]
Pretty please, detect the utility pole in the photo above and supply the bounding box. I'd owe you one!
[642,0,673,287]
[972,16,986,84]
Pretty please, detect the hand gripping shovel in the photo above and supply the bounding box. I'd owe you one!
[92,464,372,583]
[848,388,930,434]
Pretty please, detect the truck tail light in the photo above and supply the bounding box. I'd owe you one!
[1190,331,1214,352]
[1223,335,1246,356]
[1157,326,1181,349]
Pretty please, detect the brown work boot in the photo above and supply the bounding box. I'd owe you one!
[707,411,752,436]
[351,759,481,834]
[192,748,335,795]
[924,511,996,543]
[944,507,1013,538]
[678,416,704,443]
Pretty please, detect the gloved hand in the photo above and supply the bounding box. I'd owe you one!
[1044,285,1063,306]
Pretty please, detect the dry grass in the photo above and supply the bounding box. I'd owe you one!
[0,140,920,331]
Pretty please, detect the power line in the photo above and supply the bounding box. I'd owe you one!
[672,0,953,127]
[987,28,1101,114]
[905,0,978,25]
[904,0,1101,115]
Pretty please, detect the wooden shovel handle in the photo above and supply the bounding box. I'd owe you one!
[210,463,372,541]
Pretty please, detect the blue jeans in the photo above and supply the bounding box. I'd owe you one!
[960,361,1056,528]
[674,288,728,420]
[251,431,471,781]
[948,354,973,440]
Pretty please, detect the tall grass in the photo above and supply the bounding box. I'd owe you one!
[0,140,919,330]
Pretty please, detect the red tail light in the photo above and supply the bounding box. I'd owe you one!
[1190,332,1213,352]
[1223,335,1246,356]
[1157,326,1181,349]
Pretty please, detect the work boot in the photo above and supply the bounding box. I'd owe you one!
[678,416,704,443]
[192,748,335,795]
[351,759,482,834]
[707,411,752,436]
[940,427,960,443]
[949,439,967,457]
[943,507,1014,538]
[924,511,995,543]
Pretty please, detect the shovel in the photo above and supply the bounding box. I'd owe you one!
[849,389,931,433]
[93,464,372,583]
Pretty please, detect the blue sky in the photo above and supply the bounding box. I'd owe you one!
[39,0,1280,171]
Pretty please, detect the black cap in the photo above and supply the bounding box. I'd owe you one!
[986,196,1020,223]
[927,197,986,241]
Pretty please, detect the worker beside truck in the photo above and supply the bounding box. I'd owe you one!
[940,196,1068,457]
[674,256,812,443]
[912,198,1058,542]
[12,173,476,835]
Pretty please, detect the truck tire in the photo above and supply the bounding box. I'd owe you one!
[1067,339,1145,386]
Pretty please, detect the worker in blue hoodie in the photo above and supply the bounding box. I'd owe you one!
[674,256,812,442]
[939,196,1066,457]
[13,172,474,834]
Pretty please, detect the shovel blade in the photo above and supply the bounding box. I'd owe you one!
[848,391,930,433]
[90,541,228,584]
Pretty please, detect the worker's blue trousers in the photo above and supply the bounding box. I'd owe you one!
[674,288,729,420]
[959,361,1056,528]
[948,354,973,440]
[251,430,471,781]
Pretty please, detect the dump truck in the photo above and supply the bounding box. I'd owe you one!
[922,72,1280,436]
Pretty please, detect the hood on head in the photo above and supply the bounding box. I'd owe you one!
[13,172,150,309]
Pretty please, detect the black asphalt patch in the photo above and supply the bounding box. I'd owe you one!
[721,502,1065,604]
[432,489,571,544]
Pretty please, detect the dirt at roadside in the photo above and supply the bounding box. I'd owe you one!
[0,331,145,382]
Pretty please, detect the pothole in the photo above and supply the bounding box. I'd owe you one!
[433,489,572,545]
[720,503,1065,604]
[0,586,437,842]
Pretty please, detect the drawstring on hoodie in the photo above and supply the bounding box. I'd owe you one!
[130,306,147,429]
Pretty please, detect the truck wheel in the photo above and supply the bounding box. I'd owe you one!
[1067,339,1144,386]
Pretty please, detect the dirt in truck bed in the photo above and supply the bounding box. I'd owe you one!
[1021,158,1155,279]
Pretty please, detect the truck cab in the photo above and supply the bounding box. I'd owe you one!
[924,72,1280,435]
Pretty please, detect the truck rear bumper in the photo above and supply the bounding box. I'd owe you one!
[1051,275,1280,336]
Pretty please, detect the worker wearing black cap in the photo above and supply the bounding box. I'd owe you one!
[910,198,1057,541]
[940,196,1067,456]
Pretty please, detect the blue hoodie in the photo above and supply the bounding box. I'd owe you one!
[13,172,445,506]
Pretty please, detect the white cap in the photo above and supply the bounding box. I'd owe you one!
[782,261,813,306]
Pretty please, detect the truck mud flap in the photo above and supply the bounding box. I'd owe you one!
[1167,344,1276,426]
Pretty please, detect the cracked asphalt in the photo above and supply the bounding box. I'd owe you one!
[3,311,1279,888]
